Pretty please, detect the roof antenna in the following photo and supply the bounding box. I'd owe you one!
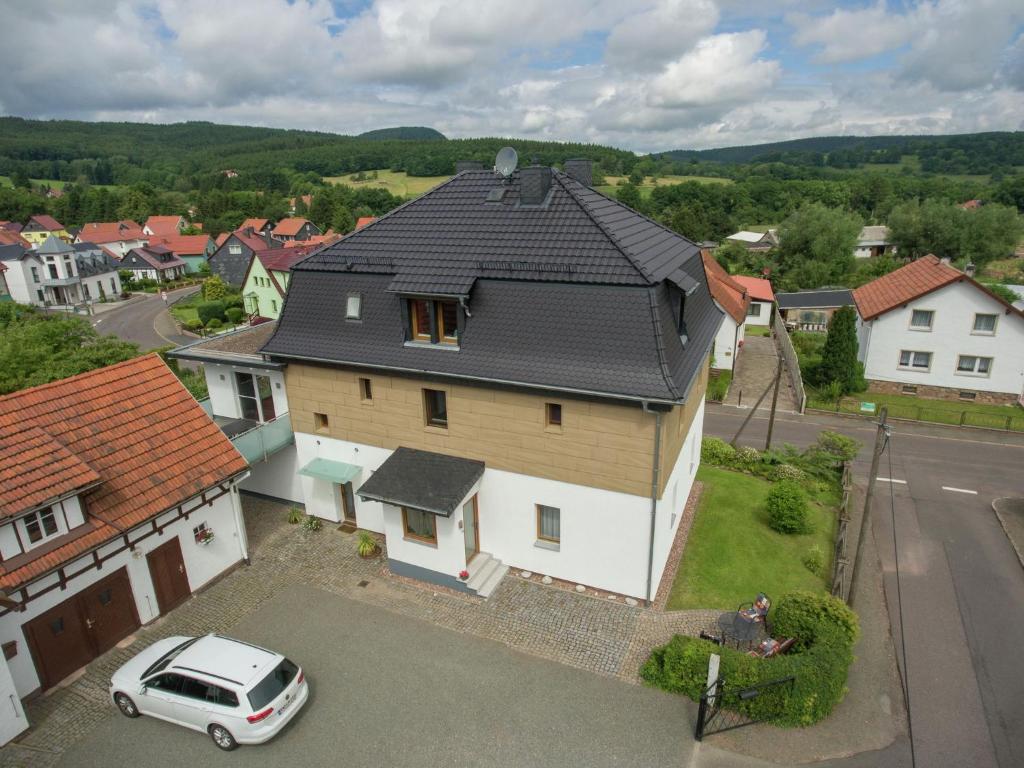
[494,147,518,183]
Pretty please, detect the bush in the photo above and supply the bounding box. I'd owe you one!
[184,319,203,332]
[205,318,223,330]
[287,506,304,524]
[733,445,761,471]
[202,275,228,301]
[641,591,858,727]
[816,431,860,463]
[701,437,736,466]
[766,480,811,534]
[224,293,244,310]
[771,463,807,482]
[225,307,244,324]
[301,515,322,532]
[802,546,825,576]
[197,300,226,325]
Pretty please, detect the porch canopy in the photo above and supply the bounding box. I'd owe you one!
[357,447,484,517]
[299,457,361,484]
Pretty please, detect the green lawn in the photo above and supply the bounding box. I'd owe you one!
[745,325,771,337]
[323,169,451,198]
[597,174,733,199]
[809,390,1024,431]
[667,466,836,611]
[169,293,202,325]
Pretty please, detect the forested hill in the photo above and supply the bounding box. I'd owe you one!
[657,132,1024,175]
[358,126,446,140]
[0,117,633,189]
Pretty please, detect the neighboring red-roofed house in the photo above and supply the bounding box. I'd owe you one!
[701,251,750,371]
[0,354,249,705]
[142,215,186,237]
[239,218,273,235]
[853,255,1024,404]
[288,195,312,215]
[76,221,148,258]
[21,215,70,246]
[239,241,322,320]
[731,274,775,327]
[355,216,376,230]
[119,244,188,281]
[271,217,320,242]
[147,234,214,274]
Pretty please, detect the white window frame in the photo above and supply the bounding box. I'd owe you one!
[18,506,66,550]
[746,302,760,317]
[955,355,993,377]
[908,308,934,331]
[971,313,998,335]
[898,350,932,371]
[345,292,362,320]
[228,244,242,255]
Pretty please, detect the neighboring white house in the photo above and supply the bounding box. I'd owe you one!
[119,244,188,282]
[0,237,121,307]
[853,255,1024,404]
[731,275,775,327]
[702,250,749,372]
[854,225,896,259]
[76,221,148,258]
[0,355,250,742]
[725,230,777,250]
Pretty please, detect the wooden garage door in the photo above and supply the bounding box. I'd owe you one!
[146,537,191,615]
[24,568,140,691]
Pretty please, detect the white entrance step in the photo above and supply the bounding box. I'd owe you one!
[465,553,508,598]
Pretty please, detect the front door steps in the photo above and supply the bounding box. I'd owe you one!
[465,552,508,598]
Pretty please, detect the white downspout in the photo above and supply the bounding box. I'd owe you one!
[230,472,251,565]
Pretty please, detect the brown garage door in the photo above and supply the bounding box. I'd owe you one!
[146,537,191,615]
[25,568,140,691]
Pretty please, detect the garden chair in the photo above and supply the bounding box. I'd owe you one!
[747,636,795,659]
[736,593,772,632]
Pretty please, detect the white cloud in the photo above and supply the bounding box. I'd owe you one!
[788,1,913,64]
[605,0,719,72]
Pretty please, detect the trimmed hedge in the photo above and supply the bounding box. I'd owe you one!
[197,300,226,325]
[641,591,858,727]
[767,480,812,534]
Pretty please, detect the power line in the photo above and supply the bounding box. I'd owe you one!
[886,432,916,768]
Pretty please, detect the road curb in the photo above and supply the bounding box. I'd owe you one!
[992,498,1024,571]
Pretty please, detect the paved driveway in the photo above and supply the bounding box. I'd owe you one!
[58,585,694,768]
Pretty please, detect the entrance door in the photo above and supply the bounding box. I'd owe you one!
[146,537,191,615]
[338,483,356,524]
[24,567,140,691]
[463,495,479,563]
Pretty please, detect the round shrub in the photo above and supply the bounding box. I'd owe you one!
[772,590,859,649]
[733,445,761,471]
[205,318,223,330]
[197,300,226,326]
[766,480,811,534]
[224,293,244,310]
[771,463,807,482]
[802,546,825,576]
[700,437,736,466]
[184,319,203,332]
[225,307,244,324]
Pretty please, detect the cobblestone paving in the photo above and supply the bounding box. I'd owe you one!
[1,497,711,767]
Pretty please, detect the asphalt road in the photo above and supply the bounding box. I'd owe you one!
[705,404,1024,768]
[89,286,199,351]
[58,585,694,768]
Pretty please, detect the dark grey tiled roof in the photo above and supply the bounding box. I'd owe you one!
[263,168,723,403]
[776,289,854,310]
[357,447,484,517]
[168,322,283,369]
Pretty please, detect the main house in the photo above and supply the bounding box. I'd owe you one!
[247,161,722,602]
[0,355,250,741]
[701,250,749,372]
[854,255,1024,404]
[0,236,121,307]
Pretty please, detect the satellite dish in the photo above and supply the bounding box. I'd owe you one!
[494,147,518,177]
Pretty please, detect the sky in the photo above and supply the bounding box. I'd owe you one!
[0,0,1022,153]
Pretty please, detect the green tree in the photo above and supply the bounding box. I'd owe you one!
[10,167,31,189]
[616,182,643,211]
[628,168,645,185]
[817,306,860,393]
[776,204,861,289]
[202,275,228,301]
[960,204,1023,268]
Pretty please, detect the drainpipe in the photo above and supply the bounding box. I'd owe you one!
[644,403,663,606]
[230,471,252,565]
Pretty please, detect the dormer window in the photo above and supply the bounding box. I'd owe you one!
[21,507,63,547]
[407,299,460,346]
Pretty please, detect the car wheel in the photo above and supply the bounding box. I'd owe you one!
[114,692,140,718]
[209,724,238,751]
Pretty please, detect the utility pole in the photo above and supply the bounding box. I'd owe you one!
[764,357,783,451]
[849,406,889,608]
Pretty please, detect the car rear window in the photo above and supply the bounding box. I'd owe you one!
[247,659,298,710]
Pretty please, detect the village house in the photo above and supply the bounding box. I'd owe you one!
[701,250,749,372]
[271,217,320,242]
[854,255,1024,404]
[147,234,214,274]
[0,355,250,739]
[237,160,723,602]
[724,230,777,251]
[19,215,69,246]
[118,244,187,282]
[240,242,321,321]
[76,221,148,258]
[0,237,121,307]
[288,195,312,215]
[239,218,274,235]
[854,225,896,259]
[777,289,855,331]
[731,274,775,327]
[142,215,187,237]
[208,228,281,287]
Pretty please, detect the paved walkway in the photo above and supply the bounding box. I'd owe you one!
[725,334,800,413]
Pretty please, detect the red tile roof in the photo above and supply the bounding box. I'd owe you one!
[732,275,775,302]
[355,216,376,229]
[239,218,269,232]
[0,427,101,520]
[148,234,211,256]
[260,242,320,273]
[272,217,311,237]
[0,231,30,248]
[852,255,961,320]
[143,215,183,236]
[701,250,750,324]
[0,355,247,589]
[215,232,230,248]
[27,215,64,231]
[79,220,146,244]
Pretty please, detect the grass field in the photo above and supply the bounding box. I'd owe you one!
[596,174,732,199]
[0,176,67,189]
[323,169,451,198]
[666,466,836,610]
[808,390,1024,431]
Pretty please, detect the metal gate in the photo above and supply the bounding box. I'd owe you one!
[694,675,795,741]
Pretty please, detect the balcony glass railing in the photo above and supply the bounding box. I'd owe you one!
[230,413,294,464]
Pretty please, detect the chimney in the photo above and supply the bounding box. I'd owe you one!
[964,262,976,277]
[564,158,593,187]
[456,161,484,173]
[519,165,552,205]
[263,230,275,248]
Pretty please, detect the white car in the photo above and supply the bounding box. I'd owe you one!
[109,634,308,751]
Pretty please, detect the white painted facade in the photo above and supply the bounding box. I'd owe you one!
[745,300,772,327]
[292,399,705,600]
[711,315,745,371]
[0,253,120,307]
[0,254,42,305]
[0,487,246,700]
[857,281,1024,397]
[204,362,289,421]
